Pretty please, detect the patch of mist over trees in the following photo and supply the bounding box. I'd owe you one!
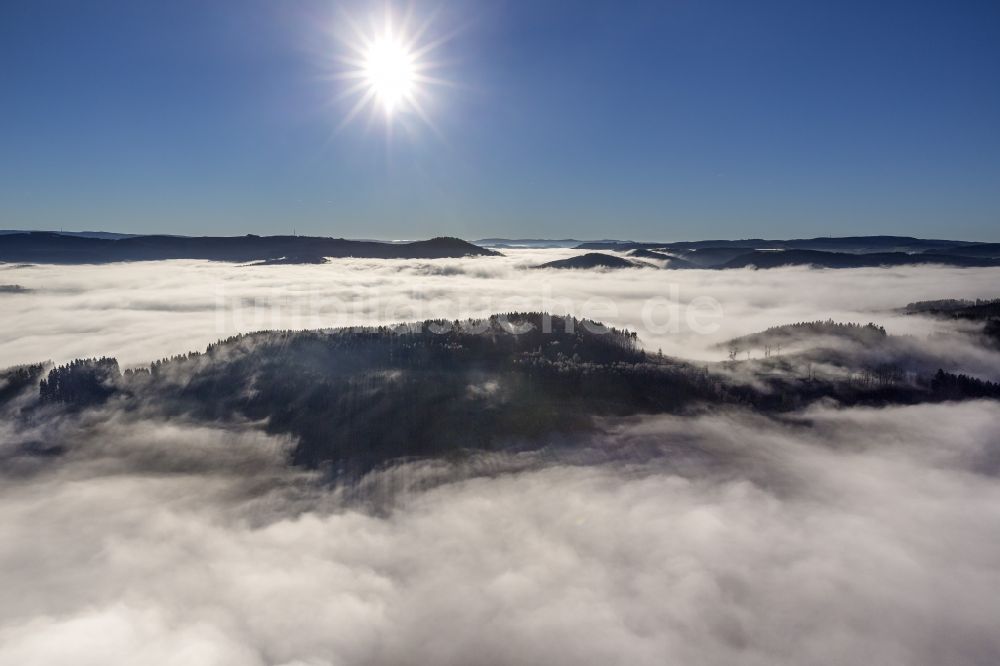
[132,313,708,474]
[717,317,1000,384]
[25,314,695,474]
[723,320,888,359]
[904,298,1000,316]
[904,298,1000,348]
[0,364,46,407]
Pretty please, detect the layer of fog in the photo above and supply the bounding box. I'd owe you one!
[2,400,1000,665]
[2,250,998,374]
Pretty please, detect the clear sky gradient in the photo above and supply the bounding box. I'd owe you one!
[1,0,998,240]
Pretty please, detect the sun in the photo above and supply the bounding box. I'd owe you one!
[363,35,415,115]
[334,9,448,128]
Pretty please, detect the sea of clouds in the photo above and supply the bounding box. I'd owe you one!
[2,400,1000,665]
[1,249,999,369]
[2,251,1000,665]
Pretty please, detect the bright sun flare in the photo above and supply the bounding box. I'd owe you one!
[363,36,415,114]
[336,10,447,128]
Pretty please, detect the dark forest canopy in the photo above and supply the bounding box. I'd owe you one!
[8,231,1000,269]
[569,237,1000,269]
[5,312,999,476]
[904,298,1000,349]
[577,235,982,253]
[719,249,1000,269]
[0,364,46,407]
[534,253,639,270]
[930,369,1000,400]
[904,298,1000,319]
[39,358,119,407]
[532,248,1000,271]
[24,314,683,474]
[920,243,1000,259]
[720,320,889,354]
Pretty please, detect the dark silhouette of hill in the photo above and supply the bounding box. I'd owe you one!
[945,301,1000,320]
[667,247,751,267]
[929,370,1000,400]
[626,248,671,259]
[720,321,887,353]
[564,237,1000,270]
[475,238,603,248]
[716,317,990,381]
[530,248,999,271]
[905,298,1000,319]
[7,232,995,269]
[0,230,137,240]
[574,236,999,269]
[626,249,698,269]
[31,314,726,475]
[775,236,977,253]
[904,299,979,314]
[535,253,638,269]
[920,243,1000,258]
[903,298,1000,348]
[246,255,331,266]
[14,311,1000,476]
[0,233,500,264]
[720,249,999,269]
[577,235,977,253]
[624,249,694,266]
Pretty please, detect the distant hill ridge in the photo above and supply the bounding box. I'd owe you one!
[576,235,982,253]
[0,232,499,264]
[554,236,1000,270]
[4,231,999,268]
[532,249,1000,271]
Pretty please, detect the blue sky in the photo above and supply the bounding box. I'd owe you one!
[1,0,998,240]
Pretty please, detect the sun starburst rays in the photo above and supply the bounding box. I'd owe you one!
[334,9,449,130]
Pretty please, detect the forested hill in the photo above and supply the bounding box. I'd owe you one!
[0,233,499,264]
[720,321,888,355]
[535,253,638,269]
[576,236,980,253]
[566,236,1000,269]
[719,249,999,269]
[904,298,1000,319]
[10,313,1000,476]
[29,314,724,474]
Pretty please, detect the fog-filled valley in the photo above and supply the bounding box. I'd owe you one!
[3,248,1000,368]
[3,249,1000,664]
[6,0,1000,660]
[4,399,1000,665]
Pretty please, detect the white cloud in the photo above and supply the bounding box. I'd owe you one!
[1,252,999,372]
[2,402,1000,665]
[3,256,1000,664]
